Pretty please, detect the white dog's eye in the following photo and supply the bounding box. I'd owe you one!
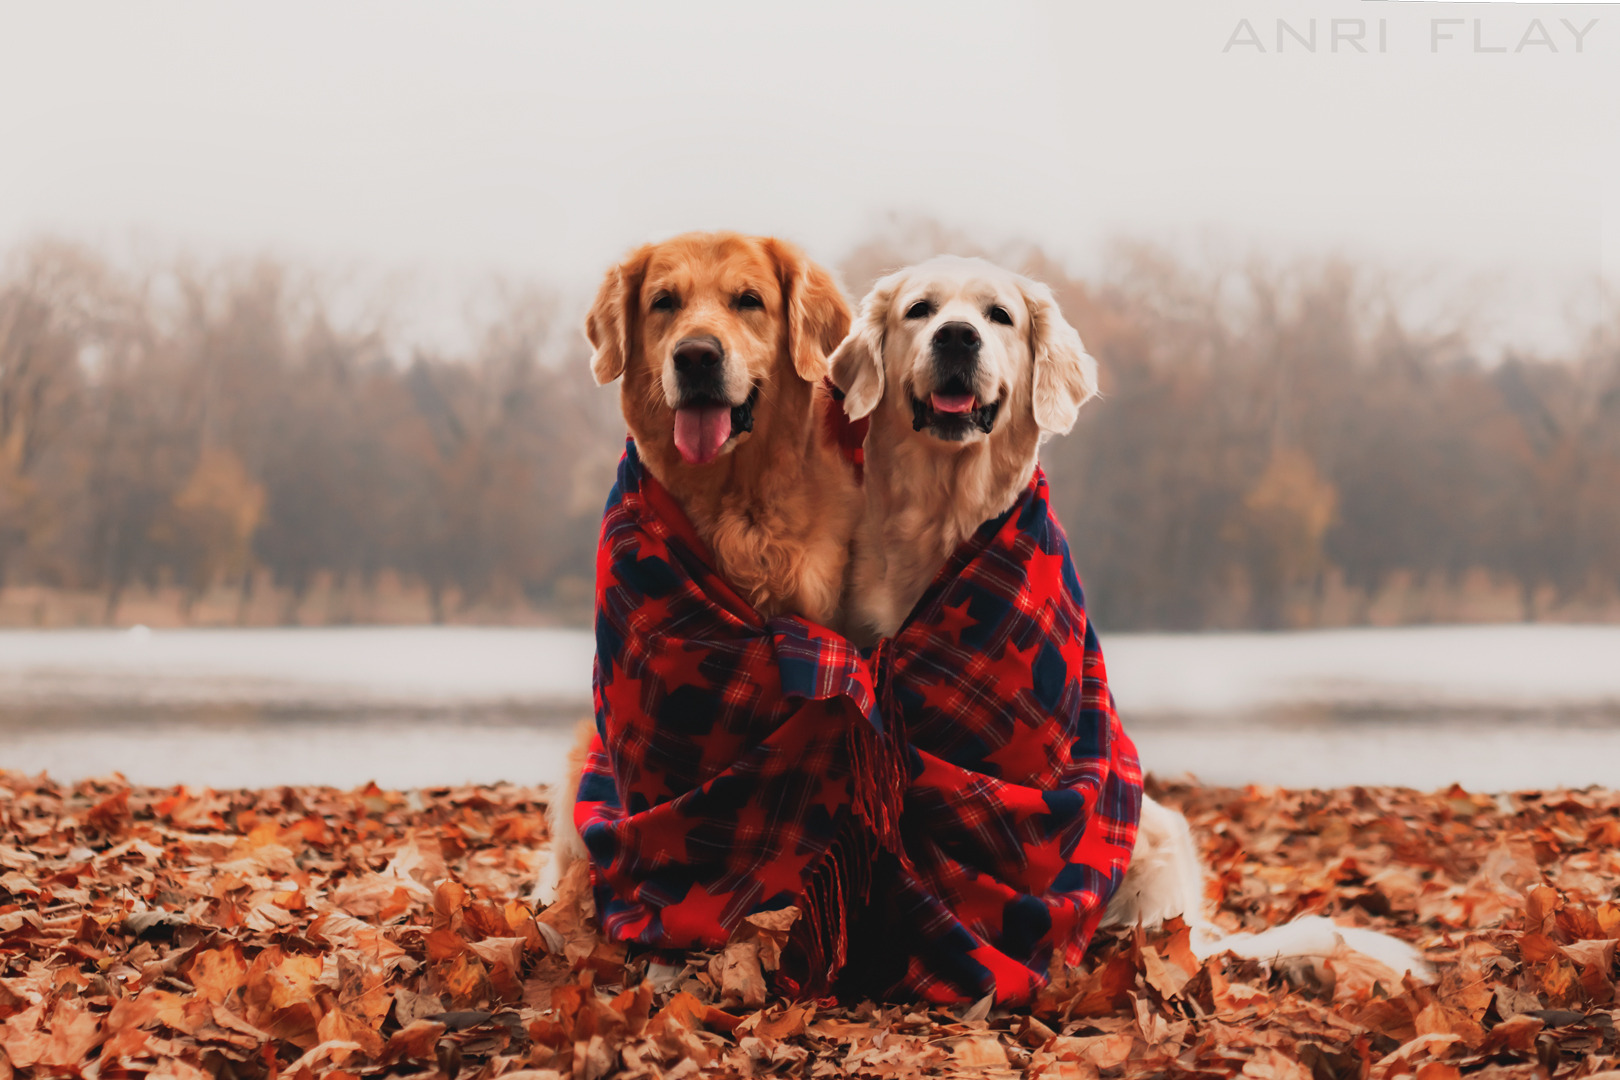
[988,305,1013,326]
[904,300,933,319]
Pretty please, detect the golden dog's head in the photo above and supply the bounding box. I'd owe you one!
[830,256,1097,448]
[586,232,849,467]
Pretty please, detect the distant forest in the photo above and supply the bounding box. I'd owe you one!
[2,226,1618,631]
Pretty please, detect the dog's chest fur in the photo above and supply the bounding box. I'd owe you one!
[635,386,860,628]
[850,431,1038,640]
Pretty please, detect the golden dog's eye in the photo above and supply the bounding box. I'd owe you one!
[988,305,1013,326]
[734,292,764,311]
[650,293,678,313]
[904,300,933,319]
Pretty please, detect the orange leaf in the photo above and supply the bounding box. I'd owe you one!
[426,927,467,962]
[187,944,250,1005]
[383,1019,446,1063]
[467,935,527,975]
[434,879,467,919]
[953,1035,1010,1067]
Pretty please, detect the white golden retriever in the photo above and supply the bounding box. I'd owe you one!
[831,256,1430,979]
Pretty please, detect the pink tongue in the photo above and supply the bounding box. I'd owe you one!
[930,392,977,414]
[673,405,733,465]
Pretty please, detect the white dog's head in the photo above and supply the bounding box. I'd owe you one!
[830,256,1098,447]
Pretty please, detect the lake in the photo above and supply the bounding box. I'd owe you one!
[3,624,1618,793]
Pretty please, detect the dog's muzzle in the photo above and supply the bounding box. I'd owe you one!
[670,336,756,465]
[911,322,999,439]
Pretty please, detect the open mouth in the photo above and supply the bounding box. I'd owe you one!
[672,385,758,465]
[911,378,999,439]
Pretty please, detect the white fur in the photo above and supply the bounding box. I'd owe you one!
[841,257,1433,983]
[831,257,1097,644]
[531,720,593,907]
[1102,796,1433,979]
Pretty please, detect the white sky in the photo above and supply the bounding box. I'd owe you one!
[0,0,1614,355]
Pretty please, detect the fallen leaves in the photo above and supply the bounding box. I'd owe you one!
[0,771,1617,1077]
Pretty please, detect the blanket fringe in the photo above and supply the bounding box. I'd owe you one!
[786,699,909,998]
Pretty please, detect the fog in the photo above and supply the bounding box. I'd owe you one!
[1,0,1613,355]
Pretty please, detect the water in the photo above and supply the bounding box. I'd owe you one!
[3,624,1618,792]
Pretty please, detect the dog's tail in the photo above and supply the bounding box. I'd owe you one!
[1103,795,1433,981]
[530,718,595,907]
[1188,915,1432,980]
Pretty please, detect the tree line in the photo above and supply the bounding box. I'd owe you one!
[2,232,1617,630]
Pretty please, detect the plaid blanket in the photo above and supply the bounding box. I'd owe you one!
[576,440,901,997]
[576,443,1141,1004]
[854,468,1143,1004]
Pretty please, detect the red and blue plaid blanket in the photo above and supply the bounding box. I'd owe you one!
[575,441,1141,1003]
[859,468,1143,1003]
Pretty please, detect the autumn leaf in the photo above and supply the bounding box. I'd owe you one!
[3,771,1619,1079]
[953,1034,1010,1067]
[708,938,767,1009]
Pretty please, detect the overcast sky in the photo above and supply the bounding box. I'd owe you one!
[0,0,1614,354]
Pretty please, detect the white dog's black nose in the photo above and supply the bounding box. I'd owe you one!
[673,336,723,374]
[932,321,981,354]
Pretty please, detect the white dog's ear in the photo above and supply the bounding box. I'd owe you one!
[829,273,900,421]
[1022,278,1099,436]
[584,245,651,385]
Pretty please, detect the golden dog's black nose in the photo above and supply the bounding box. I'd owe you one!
[673,336,723,373]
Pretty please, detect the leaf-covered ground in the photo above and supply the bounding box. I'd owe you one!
[2,770,1618,1079]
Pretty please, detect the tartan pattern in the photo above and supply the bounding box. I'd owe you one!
[866,468,1143,1004]
[576,442,1141,1004]
[577,441,887,964]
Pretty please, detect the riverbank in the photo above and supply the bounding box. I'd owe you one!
[6,623,1620,792]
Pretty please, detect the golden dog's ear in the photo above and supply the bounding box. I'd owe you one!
[584,246,651,385]
[1022,278,1099,436]
[765,239,851,384]
[829,272,900,421]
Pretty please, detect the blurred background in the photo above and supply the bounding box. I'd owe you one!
[2,0,1617,791]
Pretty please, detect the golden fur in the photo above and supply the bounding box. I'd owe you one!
[830,256,1097,642]
[586,231,858,624]
[538,232,857,906]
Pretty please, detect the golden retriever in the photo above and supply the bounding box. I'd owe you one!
[537,231,857,905]
[829,255,1096,642]
[585,230,858,622]
[832,256,1429,978]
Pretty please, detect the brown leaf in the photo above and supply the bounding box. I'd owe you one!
[534,859,597,962]
[1141,945,1190,999]
[382,1019,446,1063]
[708,939,766,1010]
[1047,1033,1134,1069]
[37,999,104,1068]
[1413,1065,1462,1080]
[187,943,249,1004]
[426,926,468,962]
[953,1034,1010,1067]
[1482,1012,1544,1053]
[1240,1047,1311,1080]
